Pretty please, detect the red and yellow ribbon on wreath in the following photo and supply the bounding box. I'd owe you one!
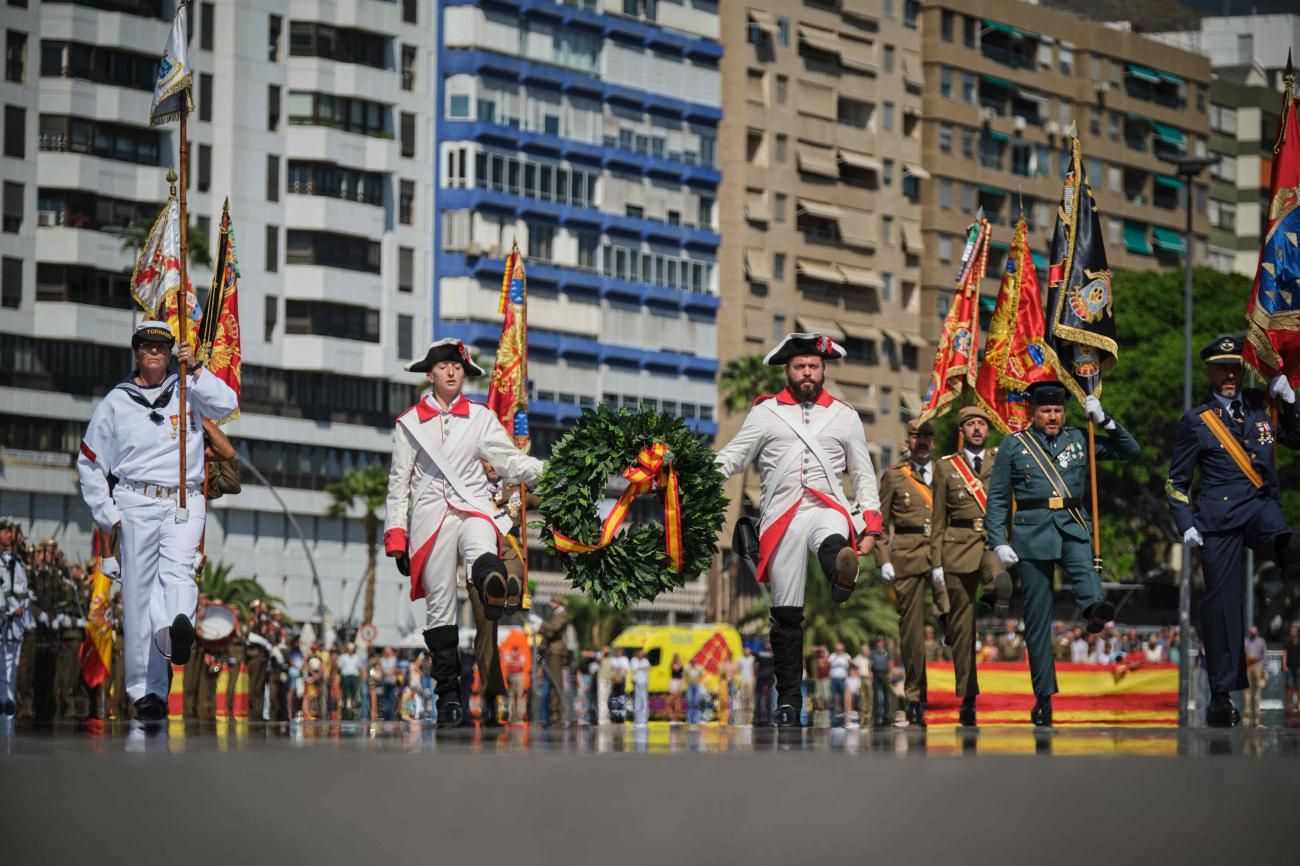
[552,442,684,572]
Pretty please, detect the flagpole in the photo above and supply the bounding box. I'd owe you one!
[1086,420,1102,572]
[175,93,190,521]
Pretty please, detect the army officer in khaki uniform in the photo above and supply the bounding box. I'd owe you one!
[876,419,948,727]
[930,405,1014,726]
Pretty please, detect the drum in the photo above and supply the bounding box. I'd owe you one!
[196,603,237,651]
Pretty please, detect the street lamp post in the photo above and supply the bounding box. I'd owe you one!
[1160,152,1219,726]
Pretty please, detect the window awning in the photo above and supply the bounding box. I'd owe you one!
[747,9,777,34]
[841,321,883,341]
[837,264,884,289]
[983,129,1009,142]
[798,198,846,221]
[900,221,924,254]
[981,73,1016,91]
[796,259,846,284]
[1125,112,1153,127]
[796,314,846,340]
[1031,250,1047,271]
[1152,121,1185,148]
[979,294,998,313]
[1154,173,1184,191]
[1123,221,1152,256]
[1126,63,1162,84]
[898,389,923,414]
[881,328,905,345]
[835,382,879,412]
[903,163,931,180]
[983,19,1035,40]
[797,146,839,178]
[840,39,877,73]
[744,190,768,222]
[838,148,882,172]
[1152,225,1186,254]
[978,184,1009,197]
[1158,70,1184,86]
[839,208,877,248]
[799,24,841,55]
[744,247,772,282]
[905,334,928,349]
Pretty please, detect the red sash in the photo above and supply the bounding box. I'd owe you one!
[946,454,988,512]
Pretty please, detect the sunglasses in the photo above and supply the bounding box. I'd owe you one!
[137,343,171,354]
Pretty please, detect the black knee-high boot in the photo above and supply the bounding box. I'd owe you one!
[424,625,464,727]
[769,606,805,727]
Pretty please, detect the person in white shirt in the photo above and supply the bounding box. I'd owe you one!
[828,641,852,725]
[77,321,238,722]
[851,644,872,726]
[716,333,882,728]
[384,339,543,727]
[629,649,650,726]
[1070,628,1090,664]
[1142,635,1165,664]
[0,516,32,717]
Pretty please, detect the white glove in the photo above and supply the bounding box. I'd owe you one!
[930,567,946,588]
[1183,527,1203,548]
[193,551,207,575]
[995,545,1020,567]
[100,556,120,580]
[1270,375,1296,405]
[880,562,896,582]
[1083,395,1106,424]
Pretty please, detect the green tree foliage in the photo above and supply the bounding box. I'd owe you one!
[561,593,632,652]
[718,355,786,414]
[326,464,390,627]
[736,558,899,653]
[198,560,282,620]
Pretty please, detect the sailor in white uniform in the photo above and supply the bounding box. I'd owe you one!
[716,333,883,727]
[384,339,543,726]
[77,321,238,721]
[0,516,31,717]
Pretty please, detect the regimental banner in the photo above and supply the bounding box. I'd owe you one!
[487,243,529,445]
[79,528,114,689]
[198,200,242,423]
[919,214,990,423]
[974,218,1058,432]
[149,3,194,127]
[130,198,182,318]
[1244,59,1300,383]
[1046,134,1117,402]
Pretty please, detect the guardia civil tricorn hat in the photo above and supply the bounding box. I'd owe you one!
[764,332,847,366]
[406,338,486,377]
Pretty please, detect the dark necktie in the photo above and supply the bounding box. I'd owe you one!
[1230,400,1244,425]
[974,455,983,474]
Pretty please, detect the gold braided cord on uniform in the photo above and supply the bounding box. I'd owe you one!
[1013,431,1089,531]
[1197,409,1265,489]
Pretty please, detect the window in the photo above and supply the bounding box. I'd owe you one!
[401,44,416,92]
[938,233,953,263]
[265,225,278,272]
[960,183,974,213]
[397,314,413,361]
[286,229,381,273]
[403,0,417,25]
[268,14,282,62]
[528,222,554,260]
[774,74,787,104]
[400,111,415,158]
[963,17,976,48]
[399,246,414,293]
[399,179,414,225]
[285,300,380,343]
[881,214,894,244]
[289,22,388,69]
[882,158,893,186]
[837,97,873,129]
[263,294,277,342]
[267,84,280,131]
[198,144,211,191]
[942,10,954,42]
[200,2,214,51]
[3,181,21,233]
[773,193,786,223]
[883,45,895,74]
[2,257,21,308]
[773,253,785,281]
[698,196,714,229]
[903,0,919,27]
[882,101,894,131]
[938,179,952,210]
[199,73,212,122]
[266,154,279,201]
[938,123,953,153]
[6,105,24,157]
[286,91,389,138]
[940,66,953,98]
[449,94,470,119]
[6,30,26,83]
[774,134,787,163]
[883,273,894,303]
[1059,43,1074,76]
[288,160,385,204]
[960,128,974,157]
[777,17,790,46]
[962,72,976,104]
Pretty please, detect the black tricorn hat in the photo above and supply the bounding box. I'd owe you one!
[1200,334,1243,366]
[406,338,486,377]
[764,332,847,366]
[1025,381,1070,406]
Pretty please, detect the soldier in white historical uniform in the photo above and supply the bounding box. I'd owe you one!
[77,321,238,722]
[1,516,32,717]
[384,338,543,727]
[716,333,884,727]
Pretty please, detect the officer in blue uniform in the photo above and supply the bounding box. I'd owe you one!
[1166,335,1300,727]
[986,380,1141,726]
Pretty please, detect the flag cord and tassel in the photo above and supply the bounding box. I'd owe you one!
[1087,419,1102,573]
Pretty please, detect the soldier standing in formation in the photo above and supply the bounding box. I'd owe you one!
[1,516,31,718]
[876,418,947,728]
[986,381,1140,726]
[537,597,571,726]
[244,600,273,722]
[716,333,882,728]
[1166,336,1300,727]
[930,405,1014,727]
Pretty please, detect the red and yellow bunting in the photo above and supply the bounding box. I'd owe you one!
[552,442,684,572]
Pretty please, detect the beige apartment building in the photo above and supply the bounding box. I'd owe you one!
[917,0,1212,342]
[718,0,928,495]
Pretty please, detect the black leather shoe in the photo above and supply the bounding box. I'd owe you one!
[818,535,860,604]
[1206,695,1241,728]
[959,699,976,727]
[134,694,168,722]
[0,699,16,716]
[437,700,465,728]
[169,614,195,666]
[1083,601,1115,635]
[907,701,927,727]
[471,554,509,622]
[991,571,1013,616]
[1031,695,1052,727]
[775,704,801,728]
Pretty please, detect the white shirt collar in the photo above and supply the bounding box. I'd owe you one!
[963,447,986,463]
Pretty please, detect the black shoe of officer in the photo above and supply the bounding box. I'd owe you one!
[906,700,927,727]
[938,613,952,648]
[471,553,509,622]
[991,571,1013,616]
[818,535,860,604]
[1206,694,1241,728]
[775,704,801,728]
[0,699,16,717]
[169,614,195,666]
[959,697,977,727]
[1031,695,1052,727]
[134,694,168,722]
[1082,601,1115,635]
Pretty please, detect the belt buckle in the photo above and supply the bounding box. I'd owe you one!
[923,520,932,538]
[1048,496,1064,510]
[973,517,985,532]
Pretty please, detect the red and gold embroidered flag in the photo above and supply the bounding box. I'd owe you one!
[198,199,242,423]
[919,214,990,423]
[80,528,114,689]
[487,242,529,444]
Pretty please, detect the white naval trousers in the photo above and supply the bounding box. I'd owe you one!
[419,511,498,630]
[116,488,205,702]
[768,497,851,609]
[0,635,21,710]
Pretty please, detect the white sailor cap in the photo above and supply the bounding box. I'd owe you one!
[763,332,847,366]
[131,320,175,348]
[405,338,486,377]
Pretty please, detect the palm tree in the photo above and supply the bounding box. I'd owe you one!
[326,463,389,627]
[718,354,786,415]
[736,559,899,654]
[118,216,213,269]
[562,593,631,652]
[198,560,283,620]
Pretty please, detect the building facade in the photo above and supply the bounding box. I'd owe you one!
[1,0,436,644]
[917,0,1212,342]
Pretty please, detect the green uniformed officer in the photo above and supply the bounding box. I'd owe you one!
[985,380,1140,726]
[875,418,949,728]
[930,405,1014,727]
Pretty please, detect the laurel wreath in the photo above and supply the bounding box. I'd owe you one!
[536,405,727,608]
